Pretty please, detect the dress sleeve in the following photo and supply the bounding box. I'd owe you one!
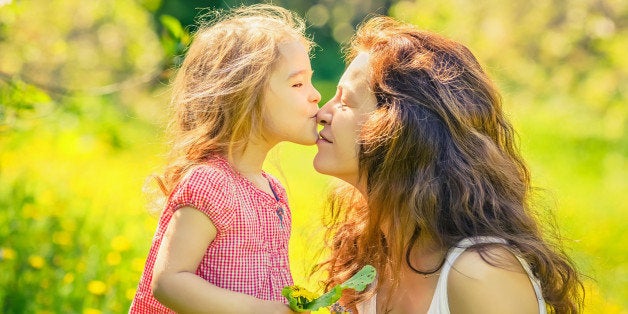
[168,165,236,232]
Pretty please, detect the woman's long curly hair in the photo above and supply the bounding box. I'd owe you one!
[316,16,583,313]
[150,4,312,199]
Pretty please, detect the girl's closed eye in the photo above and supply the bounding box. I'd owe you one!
[292,82,303,88]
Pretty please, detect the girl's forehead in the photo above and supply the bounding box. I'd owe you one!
[277,40,310,64]
[272,40,312,77]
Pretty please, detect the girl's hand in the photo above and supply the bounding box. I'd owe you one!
[265,301,307,314]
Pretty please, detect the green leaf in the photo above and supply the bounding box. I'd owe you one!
[339,264,376,291]
[302,285,343,311]
[159,14,183,39]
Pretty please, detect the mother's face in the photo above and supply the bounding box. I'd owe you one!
[314,52,378,188]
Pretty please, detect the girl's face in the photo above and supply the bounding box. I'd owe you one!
[261,40,321,146]
[314,52,378,188]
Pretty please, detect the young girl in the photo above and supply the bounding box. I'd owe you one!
[129,4,320,313]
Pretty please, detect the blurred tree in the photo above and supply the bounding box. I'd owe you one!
[391,0,626,141]
[151,0,396,81]
[0,0,399,131]
[0,0,164,133]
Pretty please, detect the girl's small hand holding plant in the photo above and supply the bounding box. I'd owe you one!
[282,265,376,313]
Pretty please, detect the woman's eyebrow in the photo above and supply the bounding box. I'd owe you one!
[340,84,357,103]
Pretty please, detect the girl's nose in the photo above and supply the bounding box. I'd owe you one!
[310,86,321,104]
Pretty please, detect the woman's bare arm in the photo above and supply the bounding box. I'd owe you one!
[448,246,540,314]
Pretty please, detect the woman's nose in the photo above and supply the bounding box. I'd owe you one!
[316,100,332,125]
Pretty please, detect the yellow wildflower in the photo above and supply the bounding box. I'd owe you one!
[63,273,75,284]
[132,258,145,272]
[87,280,107,295]
[1,247,16,260]
[28,255,45,269]
[61,220,77,232]
[83,308,102,314]
[39,190,55,208]
[126,288,137,300]
[52,231,72,246]
[22,203,39,219]
[106,251,121,266]
[76,261,86,273]
[111,236,130,252]
[288,285,319,300]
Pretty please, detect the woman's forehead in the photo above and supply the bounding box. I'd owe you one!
[339,52,370,94]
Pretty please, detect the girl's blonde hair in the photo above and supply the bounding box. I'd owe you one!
[156,4,312,196]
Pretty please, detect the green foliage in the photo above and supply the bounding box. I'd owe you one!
[152,0,394,80]
[391,0,626,138]
[0,0,164,129]
[0,77,53,131]
[158,14,190,69]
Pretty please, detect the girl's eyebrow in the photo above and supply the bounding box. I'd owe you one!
[287,69,313,79]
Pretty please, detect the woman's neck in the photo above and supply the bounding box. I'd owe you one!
[407,235,447,273]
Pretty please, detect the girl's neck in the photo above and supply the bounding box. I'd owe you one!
[229,139,275,190]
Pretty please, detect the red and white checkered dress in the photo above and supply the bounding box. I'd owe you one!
[129,156,293,313]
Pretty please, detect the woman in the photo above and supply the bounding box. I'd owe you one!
[314,16,583,313]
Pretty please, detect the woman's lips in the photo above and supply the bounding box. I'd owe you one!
[318,132,333,143]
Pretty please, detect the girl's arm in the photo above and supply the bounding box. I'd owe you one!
[151,206,293,314]
[447,246,540,314]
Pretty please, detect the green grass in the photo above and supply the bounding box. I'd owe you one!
[0,95,625,313]
[512,102,627,312]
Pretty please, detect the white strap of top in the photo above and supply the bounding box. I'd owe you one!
[427,236,546,314]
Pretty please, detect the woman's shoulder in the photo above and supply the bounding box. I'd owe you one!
[446,244,539,313]
[450,244,526,278]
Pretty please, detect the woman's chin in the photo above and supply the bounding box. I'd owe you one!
[312,155,330,175]
[312,157,342,179]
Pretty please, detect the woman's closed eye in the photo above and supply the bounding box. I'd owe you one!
[339,97,351,109]
[334,87,349,109]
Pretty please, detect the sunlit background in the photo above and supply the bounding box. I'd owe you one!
[0,0,626,313]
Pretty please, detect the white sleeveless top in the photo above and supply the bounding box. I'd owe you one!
[356,237,546,314]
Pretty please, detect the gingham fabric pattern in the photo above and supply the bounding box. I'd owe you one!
[129,156,293,313]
